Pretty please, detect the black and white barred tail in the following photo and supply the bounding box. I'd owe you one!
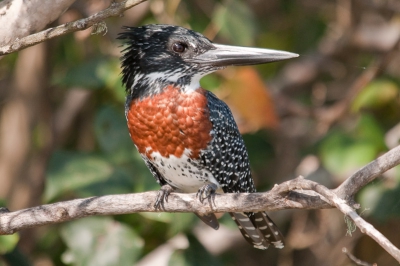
[230,212,284,249]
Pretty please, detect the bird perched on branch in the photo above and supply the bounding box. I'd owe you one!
[119,24,298,250]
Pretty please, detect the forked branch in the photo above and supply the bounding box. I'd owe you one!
[1,145,400,261]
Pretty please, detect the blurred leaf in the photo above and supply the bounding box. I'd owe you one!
[44,149,152,201]
[61,217,143,266]
[354,114,386,148]
[255,31,296,79]
[169,251,188,266]
[139,213,196,237]
[45,105,169,200]
[44,151,113,202]
[320,115,386,178]
[78,165,136,196]
[167,214,197,237]
[213,0,257,46]
[352,80,399,112]
[54,58,109,89]
[168,234,221,266]
[358,183,386,219]
[0,235,19,254]
[215,67,279,133]
[199,73,222,92]
[94,105,132,155]
[0,199,6,207]
[292,13,327,52]
[359,166,400,221]
[98,58,127,103]
[94,105,161,193]
[2,247,30,266]
[242,132,275,176]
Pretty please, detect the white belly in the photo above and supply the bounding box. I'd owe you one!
[150,149,220,193]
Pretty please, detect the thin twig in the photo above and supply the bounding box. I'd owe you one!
[322,186,400,263]
[0,0,148,55]
[342,247,377,266]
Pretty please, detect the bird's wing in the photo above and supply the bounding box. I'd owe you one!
[201,91,285,249]
[141,155,168,186]
[199,91,255,193]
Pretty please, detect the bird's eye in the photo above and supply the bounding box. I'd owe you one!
[172,42,186,53]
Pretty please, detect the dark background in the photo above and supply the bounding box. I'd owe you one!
[1,0,400,265]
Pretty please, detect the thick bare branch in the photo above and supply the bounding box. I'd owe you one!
[1,145,399,261]
[0,0,77,46]
[0,189,329,235]
[0,0,148,56]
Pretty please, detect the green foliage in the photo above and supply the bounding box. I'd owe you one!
[3,1,399,265]
[1,248,31,266]
[45,151,114,201]
[60,217,143,266]
[352,80,399,112]
[0,235,19,254]
[319,115,386,178]
[213,0,257,46]
[97,115,158,193]
[359,166,400,221]
[168,235,221,266]
[53,56,125,100]
[56,58,108,89]
[140,213,196,237]
[94,106,132,155]
[199,74,222,92]
[44,105,158,202]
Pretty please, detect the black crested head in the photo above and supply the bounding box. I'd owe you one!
[118,24,299,100]
[118,24,216,99]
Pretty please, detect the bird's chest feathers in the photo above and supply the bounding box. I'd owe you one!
[126,85,213,160]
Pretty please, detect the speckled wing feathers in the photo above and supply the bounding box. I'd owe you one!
[199,91,284,249]
[200,91,255,194]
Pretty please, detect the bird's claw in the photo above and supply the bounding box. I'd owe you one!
[196,183,218,203]
[154,184,174,209]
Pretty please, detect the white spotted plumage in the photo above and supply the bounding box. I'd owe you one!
[148,148,221,193]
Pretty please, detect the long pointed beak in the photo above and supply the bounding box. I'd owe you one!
[190,43,298,66]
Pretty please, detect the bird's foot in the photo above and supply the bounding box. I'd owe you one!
[154,184,174,209]
[196,183,218,203]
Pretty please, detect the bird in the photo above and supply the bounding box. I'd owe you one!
[118,24,298,250]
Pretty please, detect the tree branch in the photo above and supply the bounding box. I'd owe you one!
[1,146,399,260]
[0,0,77,46]
[0,188,329,235]
[342,247,377,266]
[335,145,400,202]
[0,0,148,56]
[273,177,400,263]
